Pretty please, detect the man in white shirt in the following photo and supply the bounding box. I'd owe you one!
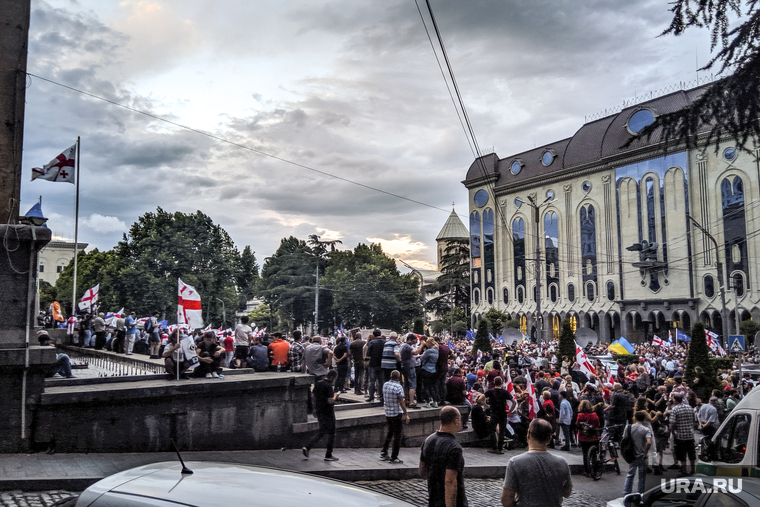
[233,316,254,366]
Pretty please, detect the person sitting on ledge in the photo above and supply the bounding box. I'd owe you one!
[194,330,224,379]
[162,329,194,380]
[37,330,76,378]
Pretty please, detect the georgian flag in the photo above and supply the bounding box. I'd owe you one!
[78,284,99,310]
[575,341,596,376]
[505,366,516,399]
[31,144,76,184]
[525,373,541,419]
[605,365,615,385]
[652,335,663,347]
[177,279,203,329]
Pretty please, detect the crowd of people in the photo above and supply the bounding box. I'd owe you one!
[47,311,760,505]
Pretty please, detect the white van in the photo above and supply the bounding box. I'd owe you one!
[697,387,760,478]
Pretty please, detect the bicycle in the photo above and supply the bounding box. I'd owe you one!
[585,423,623,480]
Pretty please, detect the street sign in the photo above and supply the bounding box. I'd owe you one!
[728,335,745,353]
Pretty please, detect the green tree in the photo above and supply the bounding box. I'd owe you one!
[430,320,445,335]
[472,318,492,355]
[260,236,318,330]
[55,248,123,315]
[114,208,239,324]
[558,318,576,362]
[322,243,422,329]
[424,238,470,317]
[484,308,510,337]
[739,319,759,346]
[413,317,425,335]
[633,1,760,153]
[236,245,259,311]
[685,322,718,394]
[248,302,272,329]
[38,280,57,311]
[441,307,467,337]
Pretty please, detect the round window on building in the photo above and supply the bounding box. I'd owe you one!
[511,160,522,175]
[514,198,522,208]
[627,108,655,134]
[546,189,554,200]
[541,150,554,166]
[723,147,736,161]
[582,181,592,193]
[474,189,488,207]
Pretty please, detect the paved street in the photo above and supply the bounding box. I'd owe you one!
[1,476,617,507]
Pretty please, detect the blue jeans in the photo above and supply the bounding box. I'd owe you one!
[561,423,571,447]
[624,457,646,495]
[54,354,73,377]
[368,366,383,401]
[84,330,93,347]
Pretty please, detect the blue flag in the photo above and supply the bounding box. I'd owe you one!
[447,340,458,352]
[676,329,691,342]
[465,330,474,341]
[497,334,505,344]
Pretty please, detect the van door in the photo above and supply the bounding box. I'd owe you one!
[696,412,752,476]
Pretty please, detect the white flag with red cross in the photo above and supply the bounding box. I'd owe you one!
[652,335,664,347]
[525,373,541,419]
[574,341,596,377]
[505,366,516,399]
[177,279,203,329]
[31,144,76,184]
[78,284,99,310]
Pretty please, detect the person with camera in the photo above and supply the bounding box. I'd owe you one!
[162,329,195,380]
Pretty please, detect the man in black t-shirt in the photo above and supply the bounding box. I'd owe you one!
[419,406,468,507]
[303,369,340,461]
[486,376,513,453]
[349,333,366,395]
[192,331,224,378]
[366,331,386,402]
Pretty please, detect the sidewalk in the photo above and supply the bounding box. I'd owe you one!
[0,444,590,491]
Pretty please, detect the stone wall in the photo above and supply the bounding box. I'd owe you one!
[30,373,313,453]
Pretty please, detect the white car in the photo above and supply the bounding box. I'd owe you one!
[69,461,416,507]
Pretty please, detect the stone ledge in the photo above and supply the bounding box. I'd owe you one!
[0,346,56,367]
[40,373,312,405]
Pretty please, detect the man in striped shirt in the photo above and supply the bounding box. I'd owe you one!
[381,370,409,464]
[669,393,696,476]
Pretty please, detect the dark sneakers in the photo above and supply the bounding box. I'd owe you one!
[302,447,309,459]
[324,456,339,461]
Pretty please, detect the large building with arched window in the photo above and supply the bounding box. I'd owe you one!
[463,83,758,345]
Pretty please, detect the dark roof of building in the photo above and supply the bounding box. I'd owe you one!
[436,209,469,241]
[463,84,711,188]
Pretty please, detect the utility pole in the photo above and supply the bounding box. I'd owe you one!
[314,261,319,335]
[517,195,557,347]
[686,214,729,344]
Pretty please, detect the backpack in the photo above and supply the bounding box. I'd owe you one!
[144,318,154,333]
[619,424,637,463]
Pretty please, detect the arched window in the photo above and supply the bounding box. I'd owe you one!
[580,204,598,295]
[586,282,595,301]
[544,211,560,300]
[733,273,745,298]
[704,275,715,298]
[483,208,495,295]
[503,287,509,304]
[517,286,524,304]
[606,281,615,301]
[569,315,577,332]
[552,315,560,339]
[568,284,575,302]
[487,288,494,304]
[513,217,526,301]
[473,288,480,305]
[722,177,748,293]
[519,315,527,335]
[550,284,558,303]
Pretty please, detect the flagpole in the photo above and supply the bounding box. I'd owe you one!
[177,278,180,381]
[71,137,80,316]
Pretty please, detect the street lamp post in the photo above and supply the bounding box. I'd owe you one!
[215,297,226,329]
[397,258,426,329]
[516,195,557,347]
[686,214,729,344]
[314,261,319,335]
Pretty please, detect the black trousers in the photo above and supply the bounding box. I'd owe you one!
[306,414,336,457]
[382,414,404,459]
[490,415,508,451]
[94,331,107,350]
[354,364,365,394]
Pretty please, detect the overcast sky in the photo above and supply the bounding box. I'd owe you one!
[20,0,715,270]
